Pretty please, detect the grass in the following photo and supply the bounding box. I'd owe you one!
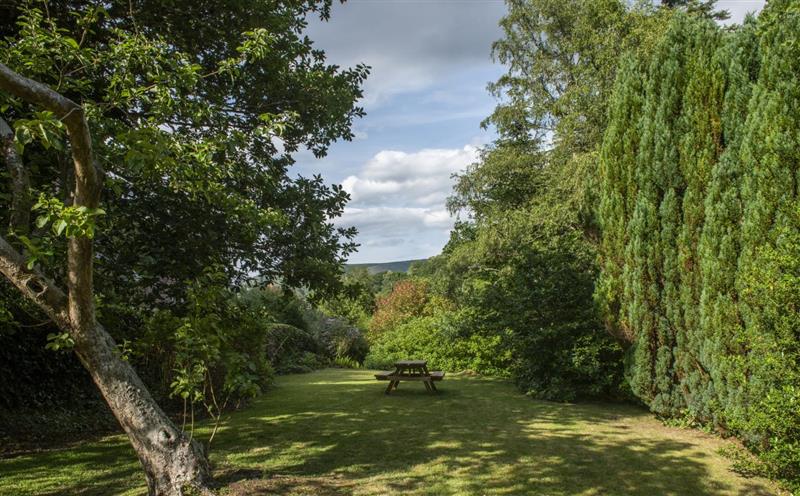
[0,369,779,495]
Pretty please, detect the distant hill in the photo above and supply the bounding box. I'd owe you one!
[344,259,426,275]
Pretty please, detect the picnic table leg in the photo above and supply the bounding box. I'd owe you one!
[384,366,402,394]
[423,380,431,391]
[429,380,438,392]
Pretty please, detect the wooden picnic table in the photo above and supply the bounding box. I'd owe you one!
[374,359,444,394]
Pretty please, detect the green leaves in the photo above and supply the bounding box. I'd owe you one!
[12,111,64,155]
[2,0,363,310]
[32,194,106,239]
[597,6,800,488]
[14,234,54,270]
[45,331,74,352]
[170,362,207,402]
[237,28,275,62]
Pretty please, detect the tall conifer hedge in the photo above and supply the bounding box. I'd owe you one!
[598,2,800,487]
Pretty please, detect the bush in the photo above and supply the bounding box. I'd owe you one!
[318,317,369,363]
[368,279,430,339]
[332,355,362,369]
[736,216,800,489]
[263,323,323,374]
[364,311,511,375]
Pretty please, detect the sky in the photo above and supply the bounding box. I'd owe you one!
[298,0,766,264]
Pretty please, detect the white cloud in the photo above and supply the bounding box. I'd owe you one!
[336,206,454,262]
[335,145,478,263]
[338,207,453,230]
[342,145,478,206]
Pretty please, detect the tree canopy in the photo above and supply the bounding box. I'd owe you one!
[1,1,369,493]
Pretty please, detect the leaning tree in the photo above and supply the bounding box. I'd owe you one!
[0,58,213,496]
[0,1,366,494]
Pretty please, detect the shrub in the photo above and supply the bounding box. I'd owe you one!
[736,214,800,489]
[368,279,430,339]
[364,311,511,375]
[332,356,362,369]
[263,323,323,374]
[319,317,369,363]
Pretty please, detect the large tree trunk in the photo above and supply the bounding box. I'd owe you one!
[0,63,213,495]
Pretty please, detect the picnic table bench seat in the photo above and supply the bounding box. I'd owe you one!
[374,370,396,380]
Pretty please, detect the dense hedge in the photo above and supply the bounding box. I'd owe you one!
[598,4,800,486]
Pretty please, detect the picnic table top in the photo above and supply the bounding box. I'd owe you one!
[394,359,427,367]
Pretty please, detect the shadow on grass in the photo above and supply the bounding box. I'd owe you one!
[0,439,142,496]
[211,369,768,496]
[0,369,775,496]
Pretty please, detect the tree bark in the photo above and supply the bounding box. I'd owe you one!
[0,116,31,235]
[0,63,213,495]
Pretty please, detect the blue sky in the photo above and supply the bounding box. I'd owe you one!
[298,0,765,264]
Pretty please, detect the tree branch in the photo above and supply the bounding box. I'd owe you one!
[0,63,100,207]
[0,234,70,328]
[0,62,99,335]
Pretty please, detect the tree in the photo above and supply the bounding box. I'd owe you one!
[449,143,544,222]
[596,56,645,343]
[694,18,759,428]
[487,0,662,152]
[0,1,367,310]
[1,2,367,494]
[0,62,211,495]
[368,279,430,339]
[673,18,725,421]
[618,15,725,415]
[597,3,800,485]
[735,0,800,484]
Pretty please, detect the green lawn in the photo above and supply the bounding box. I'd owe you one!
[0,369,779,495]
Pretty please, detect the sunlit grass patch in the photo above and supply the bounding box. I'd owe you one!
[0,369,780,495]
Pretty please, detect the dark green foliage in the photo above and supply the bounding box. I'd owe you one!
[0,309,97,411]
[674,19,725,420]
[734,1,800,486]
[598,4,800,487]
[263,324,323,374]
[0,281,118,441]
[737,214,800,485]
[317,317,369,364]
[482,209,623,400]
[695,17,759,429]
[596,56,645,343]
[621,15,703,415]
